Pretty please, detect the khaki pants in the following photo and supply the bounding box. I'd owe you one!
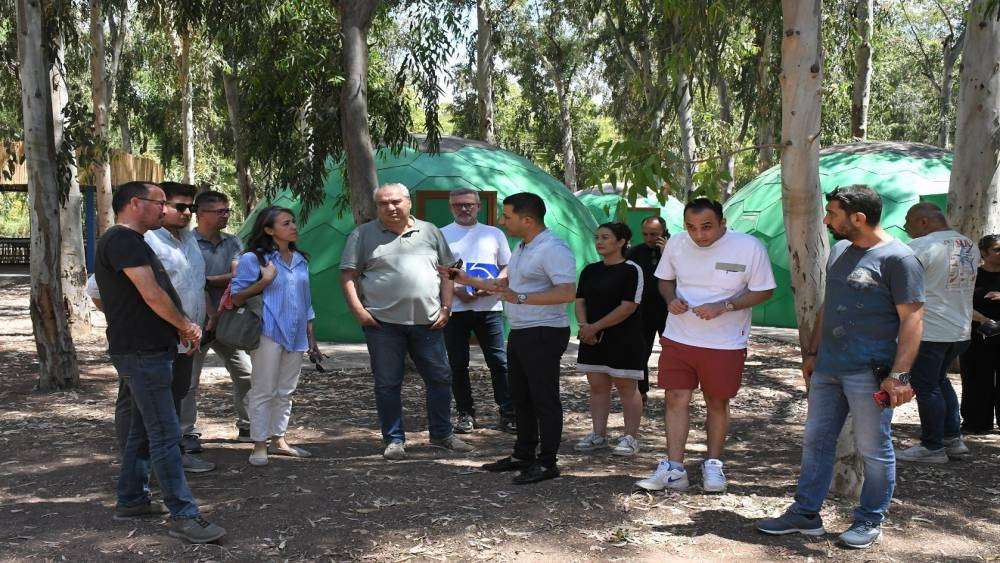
[248,335,303,442]
[180,340,253,436]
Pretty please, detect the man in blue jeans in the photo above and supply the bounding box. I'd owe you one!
[897,202,978,462]
[95,181,225,543]
[441,188,515,434]
[340,183,474,461]
[758,185,923,549]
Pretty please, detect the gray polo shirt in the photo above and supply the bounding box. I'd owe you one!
[340,217,454,325]
[505,229,577,329]
[194,229,243,310]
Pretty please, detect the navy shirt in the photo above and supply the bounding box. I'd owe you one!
[816,239,925,374]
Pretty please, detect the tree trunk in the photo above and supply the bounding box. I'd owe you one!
[118,102,132,154]
[946,0,1000,243]
[938,29,965,149]
[717,74,736,200]
[475,0,496,145]
[178,29,195,184]
[676,74,697,201]
[830,416,865,498]
[89,0,114,235]
[52,29,90,335]
[756,27,776,170]
[338,0,381,225]
[552,74,577,190]
[850,0,873,140]
[16,0,81,390]
[108,5,129,153]
[222,67,255,214]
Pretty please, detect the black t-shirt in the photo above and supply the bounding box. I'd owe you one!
[576,260,644,336]
[626,243,668,322]
[974,267,1000,322]
[95,226,182,354]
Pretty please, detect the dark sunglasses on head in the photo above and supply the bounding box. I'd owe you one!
[167,202,198,213]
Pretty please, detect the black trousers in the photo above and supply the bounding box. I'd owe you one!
[638,312,666,395]
[960,333,1000,431]
[508,326,570,468]
[115,351,194,454]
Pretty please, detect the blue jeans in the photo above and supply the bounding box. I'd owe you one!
[910,340,968,450]
[443,311,513,418]
[111,350,199,519]
[791,369,895,525]
[363,322,453,443]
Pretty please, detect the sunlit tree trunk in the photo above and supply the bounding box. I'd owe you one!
[17,0,81,390]
[475,0,496,145]
[222,66,255,214]
[676,74,697,200]
[337,0,381,224]
[89,0,113,234]
[938,29,965,149]
[178,28,195,184]
[946,0,1000,243]
[756,27,776,170]
[850,0,872,140]
[552,74,577,190]
[717,74,736,200]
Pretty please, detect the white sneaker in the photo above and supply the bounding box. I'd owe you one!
[574,432,609,452]
[612,435,640,456]
[701,459,727,492]
[895,444,948,464]
[635,460,689,491]
[944,437,970,458]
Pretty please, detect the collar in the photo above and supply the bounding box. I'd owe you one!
[265,249,306,269]
[194,229,232,244]
[378,216,418,235]
[519,228,552,249]
[149,226,192,245]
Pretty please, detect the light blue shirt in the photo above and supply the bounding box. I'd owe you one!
[505,229,577,329]
[144,227,206,353]
[232,250,315,352]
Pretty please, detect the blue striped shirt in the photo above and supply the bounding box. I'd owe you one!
[231,250,314,352]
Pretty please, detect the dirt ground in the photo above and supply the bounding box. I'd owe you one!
[1,280,999,562]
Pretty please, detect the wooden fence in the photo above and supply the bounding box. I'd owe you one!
[0,141,164,186]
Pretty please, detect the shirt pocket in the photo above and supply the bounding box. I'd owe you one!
[712,263,748,291]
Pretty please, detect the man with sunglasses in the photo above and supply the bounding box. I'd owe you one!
[179,190,253,453]
[142,182,215,474]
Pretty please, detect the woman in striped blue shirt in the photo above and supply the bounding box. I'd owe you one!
[232,206,320,466]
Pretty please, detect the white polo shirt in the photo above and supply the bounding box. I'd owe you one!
[505,229,577,329]
[654,230,775,350]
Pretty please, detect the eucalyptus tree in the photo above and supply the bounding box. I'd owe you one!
[850,0,873,139]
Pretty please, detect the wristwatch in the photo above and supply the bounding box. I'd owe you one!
[723,300,736,312]
[889,371,911,384]
[516,293,528,304]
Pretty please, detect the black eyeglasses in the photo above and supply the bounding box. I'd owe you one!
[167,202,198,213]
[200,208,232,215]
[450,203,479,210]
[137,197,166,208]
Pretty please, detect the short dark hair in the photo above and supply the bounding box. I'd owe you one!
[449,188,480,200]
[195,190,230,208]
[159,181,197,200]
[683,197,724,222]
[826,184,882,226]
[503,192,545,223]
[597,222,632,251]
[112,181,154,214]
[641,215,668,234]
[979,234,1000,253]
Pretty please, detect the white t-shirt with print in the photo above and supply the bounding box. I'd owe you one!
[909,229,979,342]
[441,222,512,313]
[654,230,776,350]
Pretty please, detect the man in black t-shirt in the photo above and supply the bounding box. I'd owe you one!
[95,181,224,544]
[625,216,670,404]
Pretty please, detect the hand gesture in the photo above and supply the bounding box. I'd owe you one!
[577,323,599,344]
[801,354,816,392]
[655,236,667,251]
[179,320,202,342]
[668,298,689,315]
[454,288,477,303]
[354,308,381,328]
[430,306,451,330]
[260,261,278,284]
[880,377,915,408]
[692,302,726,320]
[985,291,1000,301]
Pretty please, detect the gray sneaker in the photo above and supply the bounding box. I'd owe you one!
[895,444,948,464]
[455,414,475,434]
[182,454,216,473]
[430,434,475,453]
[757,510,826,536]
[181,434,203,454]
[114,501,168,521]
[944,436,970,458]
[168,516,227,544]
[839,521,881,549]
[383,440,406,460]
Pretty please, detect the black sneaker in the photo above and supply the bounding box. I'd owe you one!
[757,510,826,536]
[455,414,475,434]
[114,501,168,521]
[181,434,203,454]
[482,456,532,472]
[512,463,560,485]
[168,516,227,544]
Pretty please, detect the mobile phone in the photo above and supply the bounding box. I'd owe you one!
[446,259,464,279]
[873,390,891,409]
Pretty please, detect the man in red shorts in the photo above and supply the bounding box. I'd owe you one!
[636,198,775,493]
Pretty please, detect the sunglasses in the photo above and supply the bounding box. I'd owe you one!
[166,202,198,213]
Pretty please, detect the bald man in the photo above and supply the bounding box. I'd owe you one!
[900,203,979,463]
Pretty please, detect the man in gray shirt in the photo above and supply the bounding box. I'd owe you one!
[179,190,253,452]
[340,183,473,460]
[446,192,577,485]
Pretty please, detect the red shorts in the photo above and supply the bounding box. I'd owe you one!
[657,337,747,399]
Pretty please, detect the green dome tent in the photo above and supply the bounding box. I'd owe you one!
[723,141,952,328]
[574,186,685,243]
[240,136,600,342]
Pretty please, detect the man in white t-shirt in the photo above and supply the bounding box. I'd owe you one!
[441,188,516,434]
[899,202,979,462]
[636,198,775,494]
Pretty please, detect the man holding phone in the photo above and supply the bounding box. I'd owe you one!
[625,216,670,406]
[340,183,473,460]
[758,185,924,549]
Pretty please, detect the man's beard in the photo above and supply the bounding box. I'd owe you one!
[827,225,851,241]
